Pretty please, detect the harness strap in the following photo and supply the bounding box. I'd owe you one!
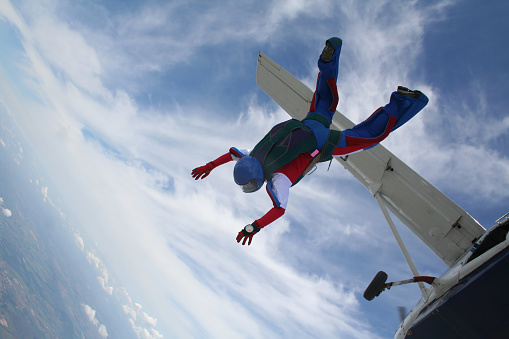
[291,129,342,186]
[302,151,322,176]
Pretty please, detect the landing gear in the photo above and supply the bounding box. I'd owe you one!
[363,271,388,301]
[364,271,436,301]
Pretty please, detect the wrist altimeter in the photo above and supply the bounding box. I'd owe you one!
[244,224,260,234]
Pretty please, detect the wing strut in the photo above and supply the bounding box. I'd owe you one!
[374,192,429,300]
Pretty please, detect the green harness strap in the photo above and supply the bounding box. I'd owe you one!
[319,129,342,162]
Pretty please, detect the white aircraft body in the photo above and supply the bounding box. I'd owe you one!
[256,51,509,338]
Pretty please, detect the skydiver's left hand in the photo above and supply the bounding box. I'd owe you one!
[236,224,261,246]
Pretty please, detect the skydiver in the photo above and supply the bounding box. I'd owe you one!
[192,37,428,245]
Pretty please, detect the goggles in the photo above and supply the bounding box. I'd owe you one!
[241,179,260,193]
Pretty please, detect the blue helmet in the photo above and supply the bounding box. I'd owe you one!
[233,156,265,193]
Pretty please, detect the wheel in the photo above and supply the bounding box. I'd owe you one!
[363,271,388,301]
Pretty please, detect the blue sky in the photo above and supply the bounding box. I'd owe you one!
[1,0,508,338]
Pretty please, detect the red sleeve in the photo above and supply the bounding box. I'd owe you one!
[253,207,286,228]
[275,153,313,183]
[210,152,233,168]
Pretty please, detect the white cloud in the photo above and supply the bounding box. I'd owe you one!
[74,233,85,251]
[98,324,108,338]
[128,318,163,339]
[1,208,11,217]
[135,303,157,327]
[122,301,161,338]
[97,276,113,296]
[41,186,48,200]
[85,252,113,295]
[82,304,108,338]
[86,252,100,268]
[82,304,98,326]
[0,196,11,217]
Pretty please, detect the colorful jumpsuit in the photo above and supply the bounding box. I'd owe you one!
[210,38,428,229]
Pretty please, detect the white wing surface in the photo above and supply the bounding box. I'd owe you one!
[256,51,485,267]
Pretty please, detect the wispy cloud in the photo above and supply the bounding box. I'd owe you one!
[75,232,161,337]
[120,289,162,339]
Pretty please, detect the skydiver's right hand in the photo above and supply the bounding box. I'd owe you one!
[191,162,215,180]
[236,224,261,246]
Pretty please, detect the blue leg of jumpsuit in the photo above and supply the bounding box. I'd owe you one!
[337,91,429,150]
[302,37,343,149]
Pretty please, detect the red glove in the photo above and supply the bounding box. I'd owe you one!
[192,153,233,180]
[191,162,215,180]
[236,223,261,246]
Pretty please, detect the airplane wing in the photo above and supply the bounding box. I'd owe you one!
[256,51,485,267]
